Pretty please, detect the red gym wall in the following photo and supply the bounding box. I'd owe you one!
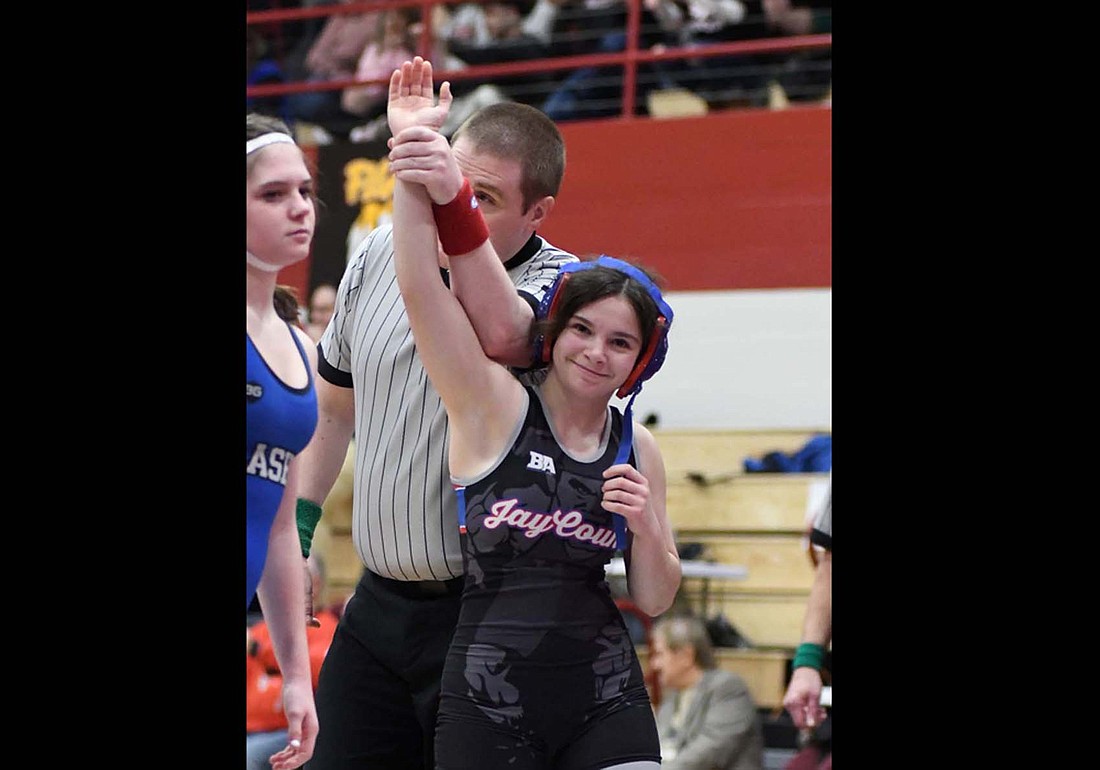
[544,106,831,292]
[292,105,831,299]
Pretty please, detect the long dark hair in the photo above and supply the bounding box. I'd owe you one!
[273,285,303,326]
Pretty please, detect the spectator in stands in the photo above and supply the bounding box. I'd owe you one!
[438,0,554,46]
[248,0,316,62]
[283,0,380,142]
[346,8,512,143]
[539,0,686,121]
[760,0,831,104]
[248,27,291,125]
[762,0,830,35]
[341,7,421,126]
[541,0,822,117]
[436,0,565,105]
[247,554,341,770]
[641,0,771,108]
[781,477,831,769]
[304,283,337,343]
[543,0,625,58]
[650,614,765,770]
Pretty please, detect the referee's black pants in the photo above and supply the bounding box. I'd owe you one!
[307,569,464,770]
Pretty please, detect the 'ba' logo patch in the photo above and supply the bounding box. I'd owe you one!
[527,451,556,474]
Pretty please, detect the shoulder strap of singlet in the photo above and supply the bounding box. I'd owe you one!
[285,322,313,389]
[611,392,639,551]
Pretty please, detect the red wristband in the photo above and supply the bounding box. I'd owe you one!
[431,178,490,256]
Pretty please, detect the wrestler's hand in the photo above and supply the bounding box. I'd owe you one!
[268,679,318,770]
[600,464,657,538]
[387,56,453,138]
[304,558,320,628]
[783,667,826,729]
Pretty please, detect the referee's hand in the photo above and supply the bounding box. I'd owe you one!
[304,558,321,628]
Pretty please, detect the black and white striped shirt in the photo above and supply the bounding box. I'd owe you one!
[317,223,577,581]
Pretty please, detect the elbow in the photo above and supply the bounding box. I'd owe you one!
[633,579,681,617]
[479,333,511,362]
[627,553,682,618]
[635,597,673,619]
[482,333,535,369]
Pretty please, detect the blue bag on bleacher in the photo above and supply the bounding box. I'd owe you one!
[743,434,831,473]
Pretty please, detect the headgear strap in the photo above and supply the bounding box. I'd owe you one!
[246,251,282,273]
[247,132,296,155]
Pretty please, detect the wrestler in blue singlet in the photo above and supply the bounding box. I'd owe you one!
[437,385,661,769]
[246,325,317,607]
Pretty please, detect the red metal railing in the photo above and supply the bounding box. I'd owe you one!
[247,0,830,121]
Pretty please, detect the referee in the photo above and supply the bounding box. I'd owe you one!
[295,95,578,769]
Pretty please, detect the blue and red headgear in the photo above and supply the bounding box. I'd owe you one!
[534,256,673,398]
[533,255,674,550]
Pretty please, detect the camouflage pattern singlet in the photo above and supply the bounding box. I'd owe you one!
[437,385,660,767]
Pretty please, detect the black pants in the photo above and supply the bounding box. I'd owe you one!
[307,570,463,770]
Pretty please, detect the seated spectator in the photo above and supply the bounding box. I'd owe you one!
[541,0,812,117]
[247,27,290,125]
[540,0,684,121]
[283,0,380,141]
[246,553,340,770]
[437,0,564,106]
[248,0,316,62]
[543,0,625,58]
[347,9,511,143]
[437,0,563,49]
[304,283,336,343]
[439,0,563,54]
[341,7,420,124]
[642,0,771,107]
[760,0,831,104]
[649,614,765,770]
[763,0,831,36]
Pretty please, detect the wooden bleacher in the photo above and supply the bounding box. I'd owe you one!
[649,428,830,708]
